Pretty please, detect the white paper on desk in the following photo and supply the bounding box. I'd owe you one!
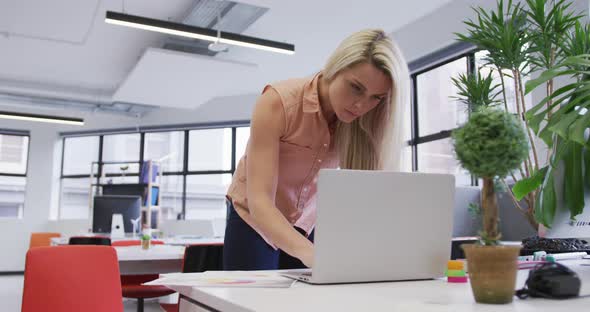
[144,271,296,288]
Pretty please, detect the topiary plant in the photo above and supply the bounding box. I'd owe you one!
[453,108,529,244]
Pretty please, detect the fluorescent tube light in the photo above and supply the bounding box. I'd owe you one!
[105,11,295,55]
[0,111,84,126]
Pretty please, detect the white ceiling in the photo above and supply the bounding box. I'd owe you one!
[114,48,259,108]
[0,0,454,111]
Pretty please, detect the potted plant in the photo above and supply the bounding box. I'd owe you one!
[141,233,151,250]
[456,0,590,250]
[452,108,530,304]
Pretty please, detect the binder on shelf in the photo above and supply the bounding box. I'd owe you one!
[140,161,159,184]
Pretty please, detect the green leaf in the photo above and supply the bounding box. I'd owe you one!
[525,68,576,94]
[569,111,590,146]
[550,138,571,167]
[562,54,590,67]
[548,110,581,140]
[539,125,555,146]
[512,166,549,200]
[524,83,576,120]
[535,166,557,227]
[585,137,590,188]
[564,142,585,218]
[528,111,547,134]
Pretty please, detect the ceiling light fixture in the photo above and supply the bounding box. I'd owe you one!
[208,10,229,53]
[105,11,295,55]
[0,111,84,126]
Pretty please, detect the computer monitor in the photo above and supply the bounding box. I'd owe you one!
[92,195,141,233]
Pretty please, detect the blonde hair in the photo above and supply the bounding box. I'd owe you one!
[323,29,410,171]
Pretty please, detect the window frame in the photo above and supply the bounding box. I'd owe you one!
[0,130,30,219]
[0,130,31,177]
[408,46,478,186]
[60,125,247,219]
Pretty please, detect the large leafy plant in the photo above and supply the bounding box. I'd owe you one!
[454,0,586,229]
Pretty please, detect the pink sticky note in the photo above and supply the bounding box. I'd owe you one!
[447,276,468,283]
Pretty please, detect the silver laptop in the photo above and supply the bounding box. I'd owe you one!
[282,169,455,284]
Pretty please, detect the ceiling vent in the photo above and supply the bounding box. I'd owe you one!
[162,0,268,56]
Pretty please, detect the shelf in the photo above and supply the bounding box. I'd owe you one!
[91,161,141,165]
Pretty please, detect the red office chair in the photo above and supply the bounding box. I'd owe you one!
[112,239,174,312]
[22,245,123,312]
[159,243,224,312]
[28,232,61,248]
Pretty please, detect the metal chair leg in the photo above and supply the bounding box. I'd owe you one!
[137,298,144,312]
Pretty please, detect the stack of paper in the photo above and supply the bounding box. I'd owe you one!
[144,271,296,288]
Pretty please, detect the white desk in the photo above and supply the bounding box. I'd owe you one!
[116,245,185,275]
[49,236,224,275]
[169,262,590,312]
[50,236,224,247]
[116,245,185,261]
[163,237,224,246]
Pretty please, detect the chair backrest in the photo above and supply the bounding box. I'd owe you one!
[22,246,123,312]
[182,244,224,273]
[69,236,111,246]
[29,232,61,249]
[111,239,164,247]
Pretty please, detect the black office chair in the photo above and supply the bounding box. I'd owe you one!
[450,238,478,259]
[160,243,224,312]
[68,236,111,246]
[182,244,224,273]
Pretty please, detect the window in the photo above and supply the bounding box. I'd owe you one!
[0,176,26,218]
[417,58,469,136]
[144,131,184,172]
[185,174,232,220]
[474,50,534,114]
[185,128,234,220]
[235,127,250,167]
[159,175,184,220]
[188,129,232,171]
[102,134,140,174]
[0,133,29,218]
[410,54,474,185]
[59,125,249,220]
[62,136,99,175]
[417,138,472,186]
[59,177,92,219]
[60,136,99,219]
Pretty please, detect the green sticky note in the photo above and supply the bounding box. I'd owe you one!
[445,269,466,277]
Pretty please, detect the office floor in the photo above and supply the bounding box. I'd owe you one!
[0,274,164,312]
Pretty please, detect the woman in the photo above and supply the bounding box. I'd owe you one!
[224,29,410,270]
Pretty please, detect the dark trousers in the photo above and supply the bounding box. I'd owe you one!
[223,200,314,270]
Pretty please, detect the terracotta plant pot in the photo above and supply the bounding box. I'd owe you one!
[461,244,522,304]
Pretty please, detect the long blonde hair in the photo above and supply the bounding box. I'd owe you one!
[323,29,410,171]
